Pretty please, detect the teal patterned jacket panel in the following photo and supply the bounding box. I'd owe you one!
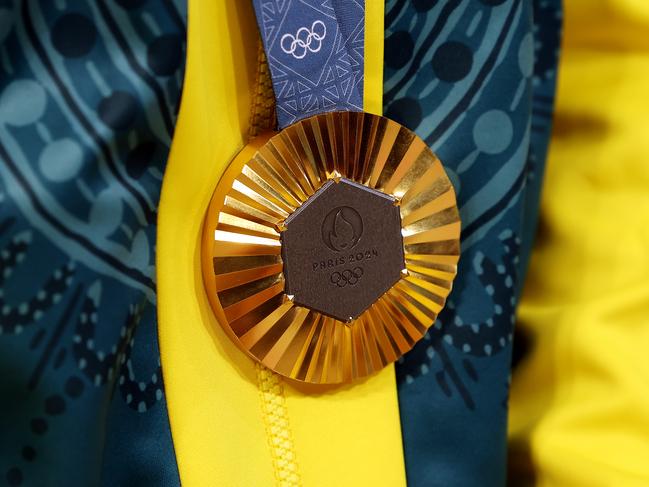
[384,0,561,485]
[0,1,185,485]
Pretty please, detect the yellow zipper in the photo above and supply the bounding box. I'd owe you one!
[249,40,301,487]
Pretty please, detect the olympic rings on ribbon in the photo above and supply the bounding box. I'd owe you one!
[280,20,326,59]
[330,267,364,287]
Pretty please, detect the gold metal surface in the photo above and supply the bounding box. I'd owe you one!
[202,112,460,385]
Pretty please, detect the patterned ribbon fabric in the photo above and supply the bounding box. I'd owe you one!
[0,1,185,485]
[384,1,562,485]
[251,0,365,128]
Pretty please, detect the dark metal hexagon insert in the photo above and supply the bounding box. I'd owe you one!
[281,178,405,322]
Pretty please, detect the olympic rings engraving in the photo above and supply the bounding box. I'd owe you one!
[330,267,364,287]
[280,20,326,59]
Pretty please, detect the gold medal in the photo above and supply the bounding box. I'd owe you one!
[202,111,460,385]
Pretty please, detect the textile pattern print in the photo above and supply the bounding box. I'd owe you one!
[384,0,561,486]
[0,1,185,485]
[254,0,365,128]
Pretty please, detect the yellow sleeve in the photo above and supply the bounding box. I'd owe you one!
[509,1,649,485]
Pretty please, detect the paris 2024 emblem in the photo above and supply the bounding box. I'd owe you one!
[322,206,363,287]
[321,207,364,287]
[321,206,363,252]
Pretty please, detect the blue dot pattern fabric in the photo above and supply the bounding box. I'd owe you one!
[0,1,185,485]
[251,0,365,128]
[384,0,562,485]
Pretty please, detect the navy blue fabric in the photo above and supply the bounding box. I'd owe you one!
[251,0,365,128]
[0,1,185,485]
[384,1,562,485]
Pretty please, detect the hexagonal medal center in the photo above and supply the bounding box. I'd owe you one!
[281,178,405,322]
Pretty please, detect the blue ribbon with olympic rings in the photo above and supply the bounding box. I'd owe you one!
[251,0,365,128]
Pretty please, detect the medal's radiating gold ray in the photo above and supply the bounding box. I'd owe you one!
[217,213,280,240]
[240,166,297,213]
[378,134,426,195]
[222,195,281,227]
[372,298,413,353]
[401,189,456,227]
[228,186,289,219]
[402,207,461,236]
[405,268,454,290]
[239,301,294,348]
[202,112,460,385]
[214,263,284,292]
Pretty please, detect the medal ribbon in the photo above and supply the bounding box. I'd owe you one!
[251,0,365,128]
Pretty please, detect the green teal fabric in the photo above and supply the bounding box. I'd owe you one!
[0,1,184,485]
[384,0,562,485]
